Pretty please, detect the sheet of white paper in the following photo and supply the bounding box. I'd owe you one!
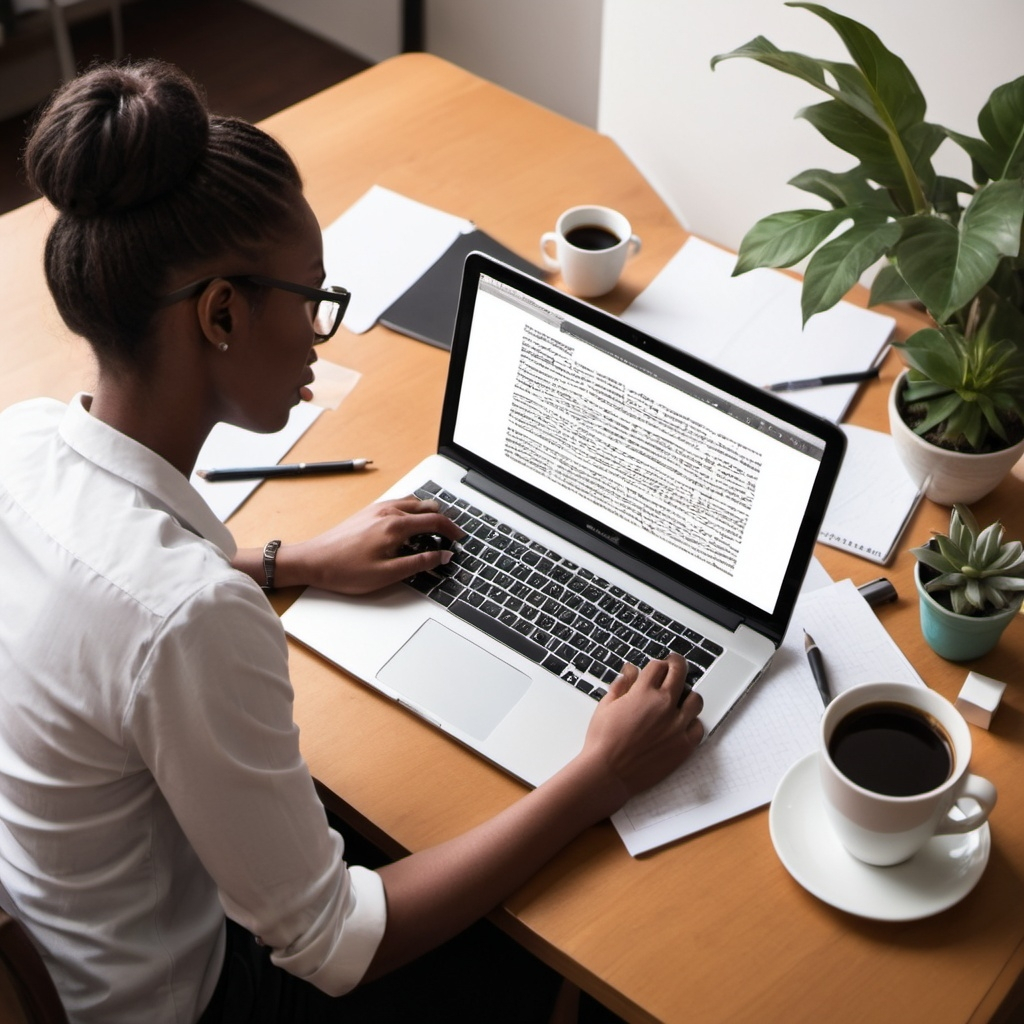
[307,358,361,411]
[611,576,923,856]
[323,186,473,334]
[621,237,895,423]
[818,424,923,565]
[190,402,323,522]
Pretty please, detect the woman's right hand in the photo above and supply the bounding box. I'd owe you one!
[577,654,703,813]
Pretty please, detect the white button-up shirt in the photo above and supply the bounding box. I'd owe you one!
[0,395,386,1024]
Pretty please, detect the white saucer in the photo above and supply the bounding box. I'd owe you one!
[769,753,990,921]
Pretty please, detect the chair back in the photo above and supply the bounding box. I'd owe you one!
[0,911,67,1024]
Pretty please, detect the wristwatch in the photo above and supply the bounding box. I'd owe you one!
[262,539,282,592]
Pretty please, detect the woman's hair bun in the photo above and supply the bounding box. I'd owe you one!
[24,60,210,217]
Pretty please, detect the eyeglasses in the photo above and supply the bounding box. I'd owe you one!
[158,274,351,343]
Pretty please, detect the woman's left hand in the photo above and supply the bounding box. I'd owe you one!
[260,497,465,595]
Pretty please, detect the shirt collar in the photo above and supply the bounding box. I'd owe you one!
[59,394,237,558]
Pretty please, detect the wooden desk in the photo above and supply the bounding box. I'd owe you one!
[3,53,1023,1024]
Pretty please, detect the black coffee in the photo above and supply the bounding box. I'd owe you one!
[565,225,620,250]
[828,702,952,797]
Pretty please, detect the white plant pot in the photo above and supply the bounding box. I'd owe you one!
[888,371,1024,506]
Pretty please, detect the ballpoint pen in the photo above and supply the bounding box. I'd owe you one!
[767,366,880,392]
[803,631,831,706]
[196,459,372,482]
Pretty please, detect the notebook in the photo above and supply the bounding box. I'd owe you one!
[379,228,547,349]
[281,253,846,787]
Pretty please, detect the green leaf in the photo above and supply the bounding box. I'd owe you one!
[936,529,969,565]
[786,3,926,129]
[897,328,960,380]
[710,37,831,92]
[977,75,1024,180]
[975,521,1005,565]
[799,100,905,187]
[929,175,974,221]
[912,546,956,573]
[978,398,1010,442]
[986,577,1024,592]
[892,180,1024,321]
[914,392,963,434]
[800,219,901,320]
[869,262,917,305]
[945,127,998,186]
[954,503,981,538]
[734,208,849,273]
[788,167,890,210]
[988,541,1024,573]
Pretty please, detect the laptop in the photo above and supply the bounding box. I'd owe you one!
[281,253,846,787]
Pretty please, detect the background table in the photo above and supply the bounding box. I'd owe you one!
[2,52,1023,1024]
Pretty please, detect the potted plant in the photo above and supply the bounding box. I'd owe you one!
[910,503,1024,661]
[711,2,1024,504]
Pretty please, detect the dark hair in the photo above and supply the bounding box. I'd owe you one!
[23,60,303,367]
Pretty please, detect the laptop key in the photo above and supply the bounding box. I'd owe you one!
[687,646,716,669]
[407,572,439,594]
[542,654,568,676]
[448,599,548,665]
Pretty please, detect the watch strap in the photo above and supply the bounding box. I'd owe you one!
[262,539,282,591]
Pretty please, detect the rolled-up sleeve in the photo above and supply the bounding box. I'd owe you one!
[127,577,388,994]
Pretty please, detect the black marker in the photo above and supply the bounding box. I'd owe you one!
[803,631,831,706]
[197,459,372,482]
[767,366,880,392]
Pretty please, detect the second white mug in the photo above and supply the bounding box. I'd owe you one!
[540,205,641,297]
[819,681,996,866]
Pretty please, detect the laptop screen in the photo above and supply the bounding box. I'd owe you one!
[441,254,845,644]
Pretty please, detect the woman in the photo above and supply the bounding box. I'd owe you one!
[0,60,703,1024]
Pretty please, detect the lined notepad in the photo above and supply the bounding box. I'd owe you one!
[817,424,923,565]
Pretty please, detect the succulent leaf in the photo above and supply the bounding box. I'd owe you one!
[913,503,1024,615]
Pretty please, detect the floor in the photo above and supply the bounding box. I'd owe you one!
[0,0,371,215]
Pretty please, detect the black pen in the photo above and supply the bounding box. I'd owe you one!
[803,631,831,706]
[196,459,372,482]
[767,366,880,392]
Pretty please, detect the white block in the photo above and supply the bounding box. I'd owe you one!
[955,672,1007,730]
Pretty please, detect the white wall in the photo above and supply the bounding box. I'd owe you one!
[599,0,1024,251]
[244,0,402,63]
[427,0,602,127]
[243,0,602,127]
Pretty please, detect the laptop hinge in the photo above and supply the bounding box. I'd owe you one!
[463,470,745,634]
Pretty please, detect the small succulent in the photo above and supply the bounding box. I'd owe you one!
[912,503,1024,616]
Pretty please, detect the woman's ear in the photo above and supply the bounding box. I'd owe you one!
[196,279,248,352]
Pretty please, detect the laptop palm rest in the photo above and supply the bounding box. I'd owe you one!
[377,618,531,741]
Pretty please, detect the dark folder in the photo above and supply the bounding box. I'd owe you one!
[379,229,547,349]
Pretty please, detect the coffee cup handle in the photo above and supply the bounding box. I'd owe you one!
[936,773,997,836]
[626,234,642,260]
[540,232,561,271]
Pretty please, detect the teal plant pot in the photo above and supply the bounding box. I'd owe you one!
[915,564,1018,661]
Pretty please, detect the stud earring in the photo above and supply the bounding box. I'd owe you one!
[217,342,229,352]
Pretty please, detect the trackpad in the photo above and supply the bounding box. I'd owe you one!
[377,619,531,741]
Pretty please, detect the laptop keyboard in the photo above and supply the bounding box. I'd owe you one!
[403,481,722,702]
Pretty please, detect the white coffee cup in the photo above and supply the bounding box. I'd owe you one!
[819,681,996,867]
[540,205,641,297]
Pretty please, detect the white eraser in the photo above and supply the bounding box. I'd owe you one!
[955,672,1007,729]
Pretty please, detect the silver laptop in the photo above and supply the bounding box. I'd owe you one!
[282,253,845,787]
